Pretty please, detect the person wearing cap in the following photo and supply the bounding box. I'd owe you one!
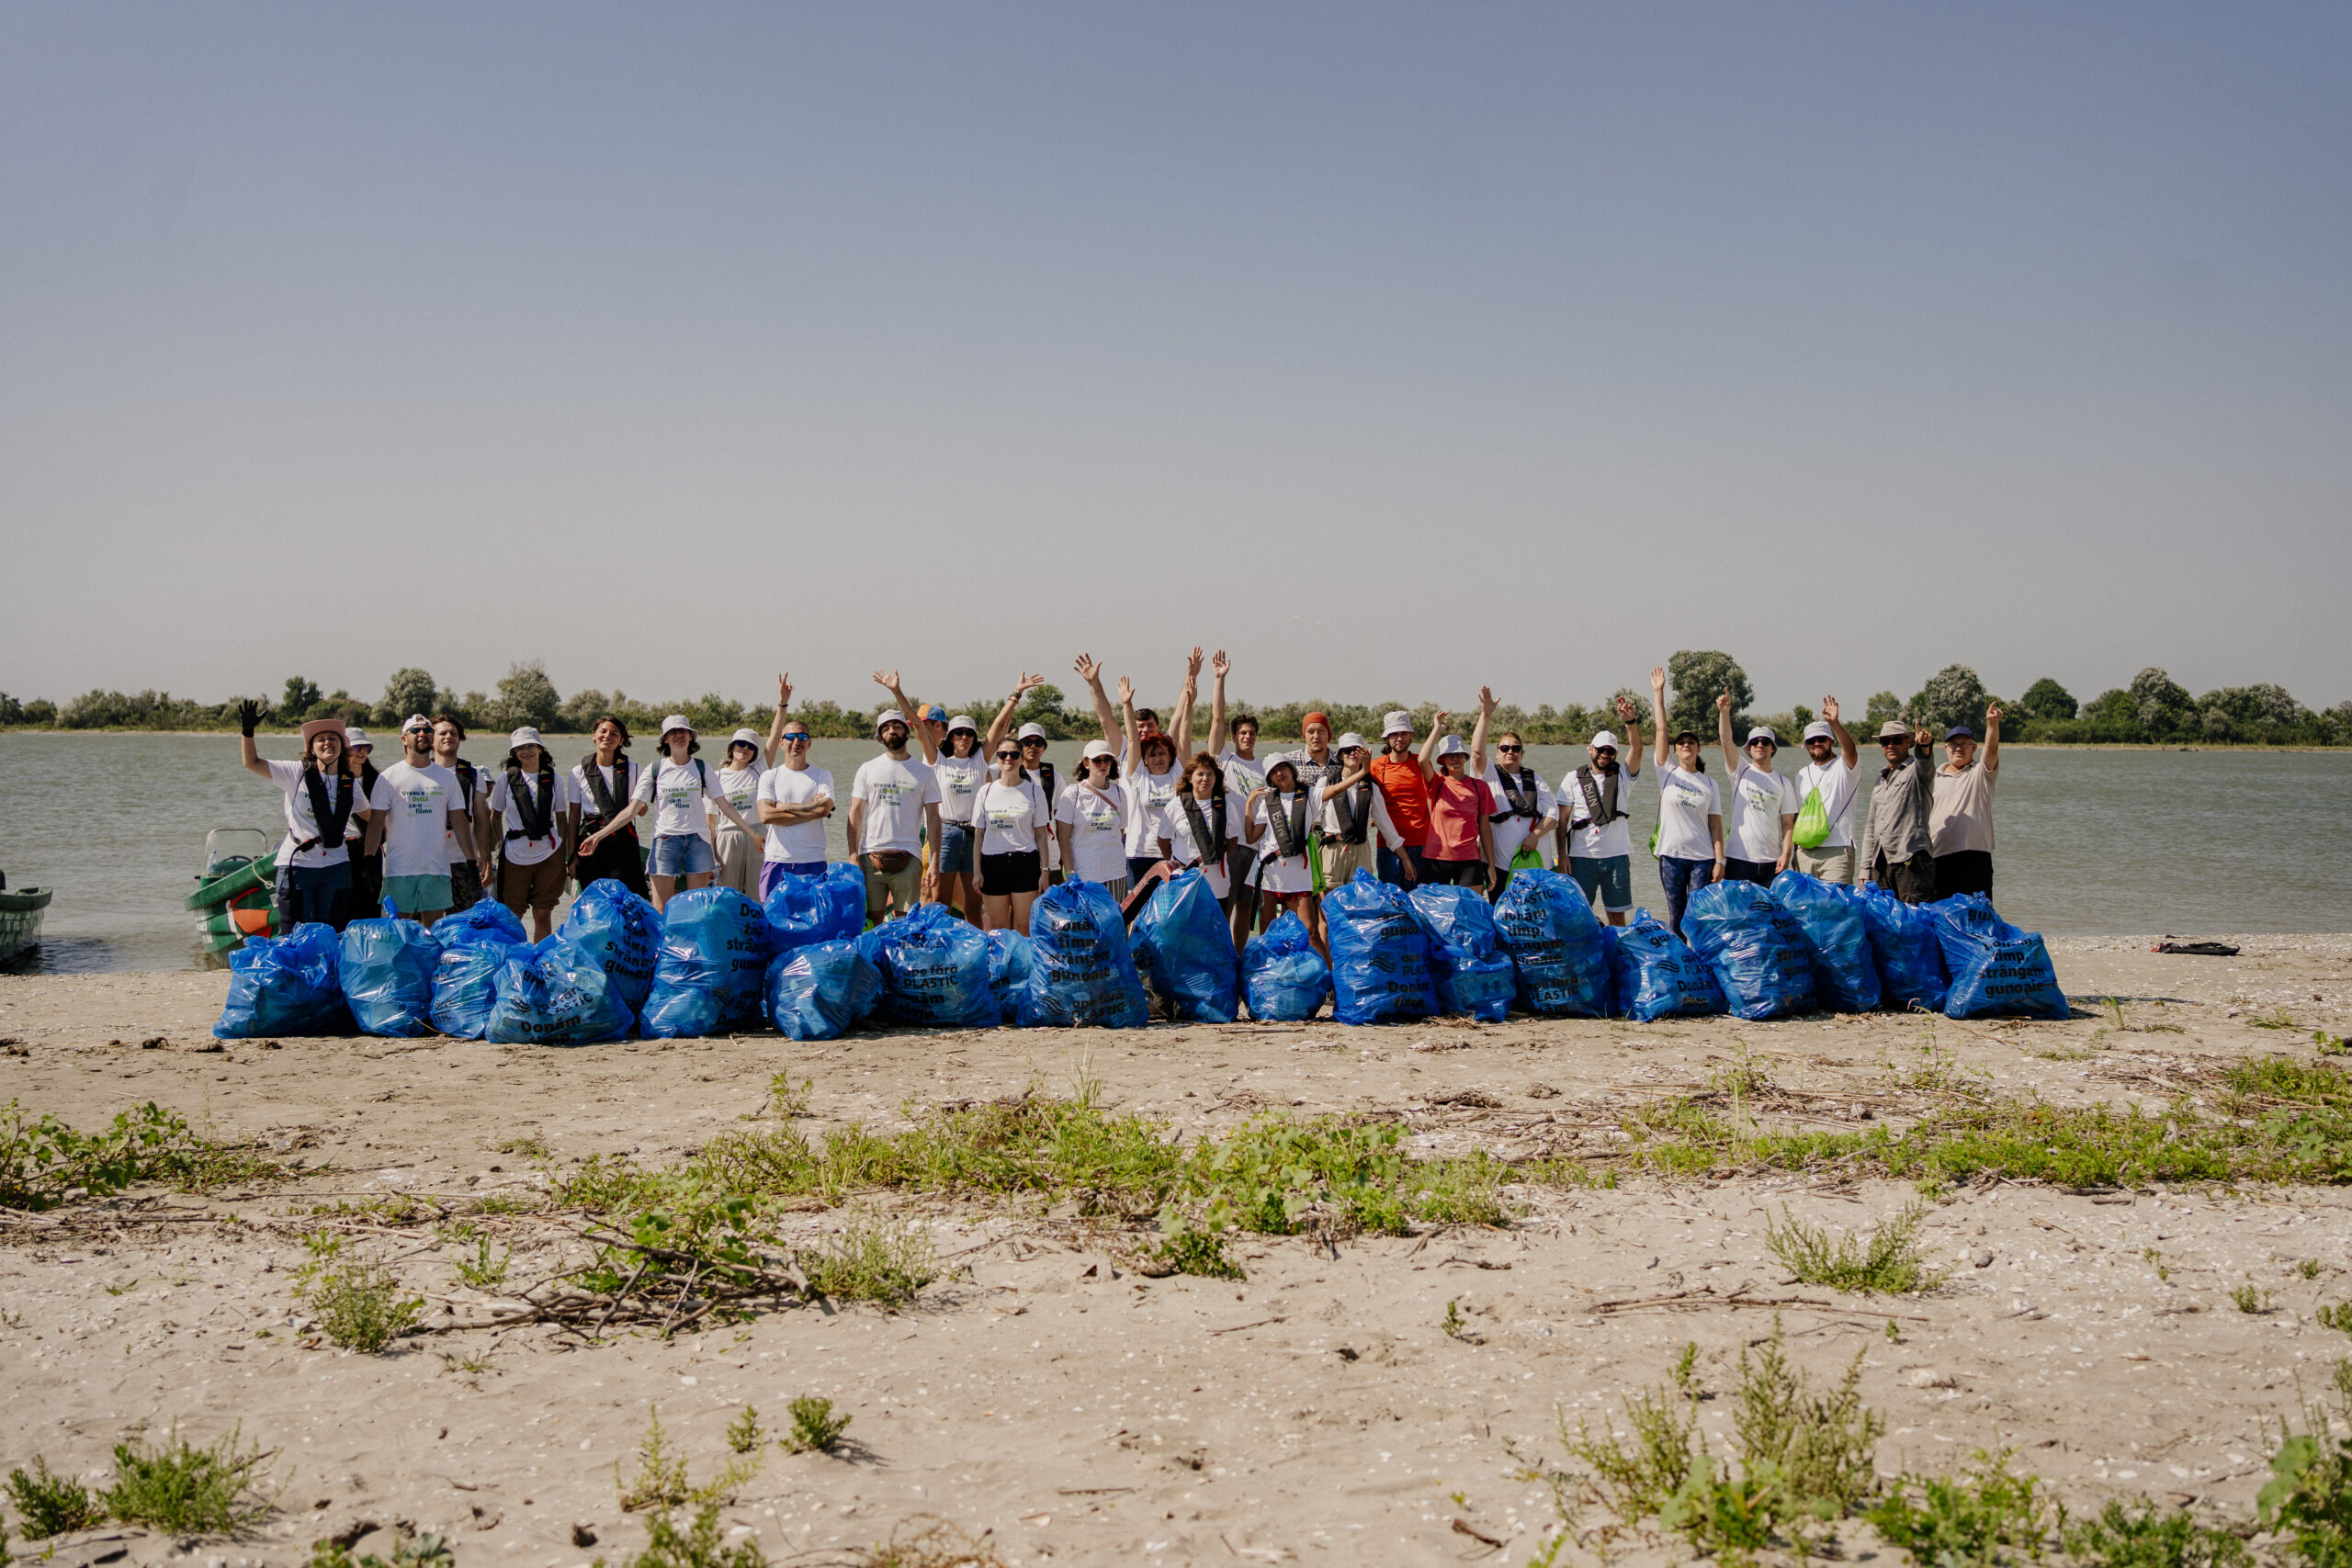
[490,726,574,940]
[237,700,369,930]
[708,727,770,897]
[1055,739,1133,900]
[343,726,390,917]
[1792,696,1860,885]
[569,715,649,898]
[1419,704,1499,889]
[846,673,944,923]
[1244,754,1326,955]
[1473,690,1556,899]
[1857,717,1940,904]
[1203,650,1269,942]
[1367,708,1434,886]
[1009,720,1064,885]
[368,715,476,926]
[1559,695,1645,926]
[581,716,761,912]
[1930,705,2002,899]
[1317,733,1406,887]
[431,714,494,914]
[755,685,837,898]
[1649,665,1725,935]
[1715,692,1799,887]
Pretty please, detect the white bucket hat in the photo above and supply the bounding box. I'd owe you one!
[1335,731,1368,752]
[1746,727,1780,748]
[344,727,373,750]
[1016,721,1048,742]
[1803,720,1834,741]
[945,715,978,735]
[659,714,694,739]
[509,727,544,750]
[1381,709,1413,738]
[875,708,908,738]
[1434,735,1469,759]
[729,728,762,750]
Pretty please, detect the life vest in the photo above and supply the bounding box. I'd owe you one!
[504,753,560,842]
[1176,789,1227,866]
[1492,766,1542,823]
[291,763,356,856]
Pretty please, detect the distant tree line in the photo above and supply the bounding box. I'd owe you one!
[4,656,2346,749]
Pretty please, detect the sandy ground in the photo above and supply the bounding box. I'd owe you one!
[4,934,2351,1568]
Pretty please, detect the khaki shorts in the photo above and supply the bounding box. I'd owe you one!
[862,853,922,919]
[500,853,568,914]
[1321,838,1377,886]
[1793,845,1857,886]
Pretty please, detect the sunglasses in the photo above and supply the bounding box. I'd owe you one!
[1496,744,1522,754]
[782,733,810,743]
[1593,748,1617,757]
[996,751,1018,761]
[1020,738,1046,748]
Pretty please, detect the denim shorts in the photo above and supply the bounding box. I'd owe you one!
[1566,854,1634,912]
[934,820,975,874]
[650,833,717,877]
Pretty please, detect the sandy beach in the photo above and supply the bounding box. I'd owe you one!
[4,933,2350,1567]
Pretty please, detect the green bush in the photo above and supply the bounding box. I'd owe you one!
[5,1456,105,1538]
[100,1424,275,1535]
[1865,1450,2052,1568]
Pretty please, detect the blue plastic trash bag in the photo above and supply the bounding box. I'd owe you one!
[484,935,636,1045]
[433,898,526,952]
[1408,885,1515,1022]
[1490,870,1613,1019]
[764,939,884,1042]
[1131,870,1240,1023]
[867,903,1000,1029]
[1683,881,1817,1021]
[215,922,351,1038]
[561,879,662,1012]
[1930,895,2070,1021]
[339,913,443,1036]
[764,863,867,956]
[1020,880,1152,1029]
[1856,886,1951,1011]
[1241,912,1329,1021]
[639,888,772,1038]
[1607,910,1729,1021]
[1769,871,1883,1014]
[1322,871,1439,1026]
[986,929,1034,1025]
[432,936,519,1040]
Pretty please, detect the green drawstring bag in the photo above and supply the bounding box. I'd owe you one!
[1647,824,1659,854]
[1511,846,1544,871]
[1792,787,1830,851]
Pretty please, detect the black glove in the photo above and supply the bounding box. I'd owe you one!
[237,699,266,739]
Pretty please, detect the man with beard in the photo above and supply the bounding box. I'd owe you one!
[1557,696,1645,926]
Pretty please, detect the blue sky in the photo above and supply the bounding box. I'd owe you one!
[4,3,2347,718]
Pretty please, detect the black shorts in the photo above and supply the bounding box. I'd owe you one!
[980,851,1042,897]
[1421,857,1489,887]
[1723,857,1777,886]
[1934,851,1994,899]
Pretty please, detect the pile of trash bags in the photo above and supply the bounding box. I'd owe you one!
[1408,885,1515,1023]
[1490,870,1612,1019]
[1325,873,1439,1025]
[1018,881,1150,1029]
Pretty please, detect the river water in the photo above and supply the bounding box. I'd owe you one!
[1,733,2345,974]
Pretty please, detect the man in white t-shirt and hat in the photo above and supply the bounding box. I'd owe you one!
[1791,697,1860,885]
[1557,697,1645,925]
[846,677,943,924]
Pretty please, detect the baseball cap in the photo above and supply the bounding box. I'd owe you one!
[509,727,543,749]
[401,713,433,735]
[1015,722,1047,742]
[1381,709,1412,738]
[922,704,948,724]
[945,715,977,734]
[660,714,694,738]
[345,727,373,750]
[1946,725,1975,741]
[1335,731,1368,752]
[1802,720,1834,741]
[1746,727,1779,748]
[1080,739,1114,761]
[1434,735,1469,759]
[1875,720,1912,740]
[1589,729,1620,750]
[729,728,762,750]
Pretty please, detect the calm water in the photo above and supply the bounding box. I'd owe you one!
[2,733,2346,974]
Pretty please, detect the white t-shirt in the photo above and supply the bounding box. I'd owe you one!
[377,761,463,880]
[487,765,576,867]
[266,760,360,869]
[1654,763,1722,862]
[710,766,762,835]
[1118,742,1184,858]
[633,757,723,840]
[933,754,988,825]
[1725,762,1799,864]
[1218,748,1268,801]
[973,778,1050,857]
[1559,763,1639,861]
[1250,789,1317,895]
[1156,791,1242,898]
[1484,764,1558,869]
[850,753,941,856]
[1794,757,1860,850]
[571,758,642,827]
[1055,780,1132,884]
[755,764,834,865]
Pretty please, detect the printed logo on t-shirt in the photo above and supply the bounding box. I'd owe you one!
[402,787,438,817]
[1668,782,1710,809]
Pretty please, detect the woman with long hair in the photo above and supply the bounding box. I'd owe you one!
[708,728,771,897]
[569,716,649,898]
[580,716,761,911]
[1244,756,1324,957]
[1156,751,1242,905]
[972,736,1051,933]
[238,702,372,931]
[1054,739,1132,903]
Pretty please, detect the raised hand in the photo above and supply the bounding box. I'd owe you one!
[1185,647,1204,681]
[1615,695,1637,723]
[1073,653,1101,684]
[1478,685,1498,715]
[1651,665,1667,691]
[873,669,902,694]
[1717,691,1733,713]
[776,672,794,708]
[1913,726,1935,751]
[1212,649,1230,680]
[237,699,266,738]
[1115,675,1135,705]
[1820,694,1839,724]
[1013,671,1046,694]
[1984,704,2003,726]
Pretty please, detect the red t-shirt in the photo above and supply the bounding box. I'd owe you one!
[1367,752,1433,847]
[1426,775,1495,860]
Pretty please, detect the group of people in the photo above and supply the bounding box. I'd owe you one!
[235,654,2001,950]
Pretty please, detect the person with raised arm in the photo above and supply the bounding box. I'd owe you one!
[1792,695,1861,886]
[1317,733,1406,887]
[1858,717,1940,904]
[490,726,572,940]
[1558,695,1645,926]
[972,733,1052,934]
[568,716,649,898]
[1931,705,2003,899]
[1367,707,1433,887]
[929,710,988,922]
[1649,665,1724,936]
[1112,655,1194,889]
[1244,755,1326,958]
[579,716,761,912]
[844,671,943,923]
[1473,687,1555,900]
[1716,690,1798,886]
[238,700,368,931]
[1419,699,1498,890]
[1203,650,1268,944]
[755,677,838,898]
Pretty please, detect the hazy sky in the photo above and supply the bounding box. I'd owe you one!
[4,3,2347,720]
